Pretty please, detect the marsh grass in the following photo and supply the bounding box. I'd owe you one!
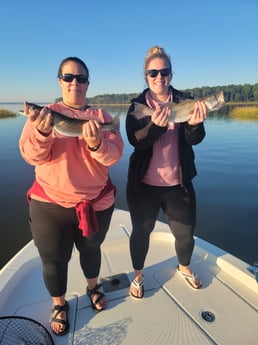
[230,106,258,121]
[0,109,17,118]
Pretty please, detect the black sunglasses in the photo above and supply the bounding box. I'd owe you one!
[146,68,171,78]
[59,74,88,84]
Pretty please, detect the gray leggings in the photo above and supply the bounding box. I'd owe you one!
[126,182,196,269]
[29,199,114,297]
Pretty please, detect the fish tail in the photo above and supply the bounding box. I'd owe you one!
[218,91,225,103]
[113,113,120,126]
[111,113,120,132]
[130,102,151,120]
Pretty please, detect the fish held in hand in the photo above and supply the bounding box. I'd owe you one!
[19,102,120,137]
[130,91,225,123]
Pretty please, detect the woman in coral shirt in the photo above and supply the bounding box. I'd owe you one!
[19,56,124,336]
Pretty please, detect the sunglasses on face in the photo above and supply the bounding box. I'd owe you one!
[59,74,88,84]
[146,68,171,78]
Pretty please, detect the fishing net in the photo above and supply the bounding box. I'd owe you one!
[0,316,55,345]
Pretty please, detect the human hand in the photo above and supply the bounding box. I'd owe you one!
[151,106,170,127]
[83,119,102,150]
[25,103,52,136]
[187,101,207,125]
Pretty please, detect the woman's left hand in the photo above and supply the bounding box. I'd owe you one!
[187,101,207,125]
[83,119,102,149]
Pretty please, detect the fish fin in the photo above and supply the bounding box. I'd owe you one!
[130,102,151,120]
[53,126,80,137]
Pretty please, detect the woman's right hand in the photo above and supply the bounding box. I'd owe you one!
[25,103,52,136]
[151,106,170,127]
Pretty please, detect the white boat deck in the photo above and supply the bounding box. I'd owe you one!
[0,209,257,344]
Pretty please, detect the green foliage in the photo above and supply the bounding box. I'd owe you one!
[230,106,258,120]
[183,83,258,102]
[87,93,138,105]
[55,84,258,105]
[86,83,258,104]
[0,109,17,118]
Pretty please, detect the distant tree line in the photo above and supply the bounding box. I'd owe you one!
[87,84,258,104]
[183,84,258,102]
[87,93,138,105]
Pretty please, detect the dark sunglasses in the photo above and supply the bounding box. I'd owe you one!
[59,74,88,84]
[146,68,171,78]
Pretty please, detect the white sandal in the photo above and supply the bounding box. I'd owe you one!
[130,277,144,299]
[177,265,202,289]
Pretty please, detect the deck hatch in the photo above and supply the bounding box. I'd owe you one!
[101,273,130,292]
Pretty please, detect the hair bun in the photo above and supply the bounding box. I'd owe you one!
[147,46,166,57]
[144,46,172,74]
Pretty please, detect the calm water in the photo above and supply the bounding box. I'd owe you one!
[0,104,258,269]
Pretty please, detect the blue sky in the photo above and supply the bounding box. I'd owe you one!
[0,0,257,102]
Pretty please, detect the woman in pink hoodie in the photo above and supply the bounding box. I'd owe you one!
[19,57,124,336]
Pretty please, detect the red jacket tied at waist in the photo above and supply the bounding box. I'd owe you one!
[27,178,116,237]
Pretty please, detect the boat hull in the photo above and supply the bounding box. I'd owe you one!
[0,209,257,344]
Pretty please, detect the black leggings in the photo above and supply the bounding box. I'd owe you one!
[29,199,114,297]
[126,183,196,269]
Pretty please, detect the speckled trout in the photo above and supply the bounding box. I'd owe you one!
[130,91,225,123]
[19,102,120,137]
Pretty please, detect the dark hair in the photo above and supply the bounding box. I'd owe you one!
[57,57,89,81]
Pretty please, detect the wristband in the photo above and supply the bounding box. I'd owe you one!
[88,143,101,151]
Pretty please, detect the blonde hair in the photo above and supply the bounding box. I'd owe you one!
[144,46,172,74]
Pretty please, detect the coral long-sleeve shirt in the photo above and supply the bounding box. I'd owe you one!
[19,102,124,211]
